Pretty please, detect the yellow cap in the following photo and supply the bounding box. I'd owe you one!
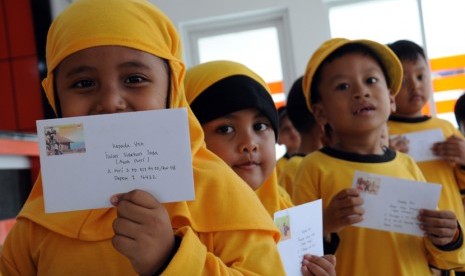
[303,38,403,111]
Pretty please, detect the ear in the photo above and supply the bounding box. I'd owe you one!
[311,103,328,127]
[389,93,396,114]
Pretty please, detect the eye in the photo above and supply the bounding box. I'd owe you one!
[72,79,94,89]
[417,74,424,81]
[216,125,234,134]
[254,122,269,132]
[336,83,350,90]
[124,75,147,84]
[366,77,378,84]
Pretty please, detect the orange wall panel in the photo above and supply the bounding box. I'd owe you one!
[0,0,9,59]
[0,61,17,130]
[11,57,43,132]
[4,0,36,57]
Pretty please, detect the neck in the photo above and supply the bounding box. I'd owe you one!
[393,110,424,118]
[331,131,384,155]
[299,134,322,154]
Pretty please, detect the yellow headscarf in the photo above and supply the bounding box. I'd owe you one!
[185,60,292,216]
[21,0,278,241]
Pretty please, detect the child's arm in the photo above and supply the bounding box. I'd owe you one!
[420,209,465,269]
[111,190,286,275]
[418,209,459,246]
[301,254,336,276]
[111,190,176,276]
[323,188,364,236]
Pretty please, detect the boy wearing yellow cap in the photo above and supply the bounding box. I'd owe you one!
[0,0,286,275]
[293,38,464,275]
[387,41,465,275]
[185,60,336,275]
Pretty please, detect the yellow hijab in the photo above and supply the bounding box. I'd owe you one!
[21,0,278,241]
[184,60,290,216]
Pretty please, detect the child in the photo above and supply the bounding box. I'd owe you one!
[0,0,286,275]
[293,37,464,275]
[387,40,465,274]
[279,76,324,198]
[276,106,301,178]
[455,93,465,136]
[184,60,336,275]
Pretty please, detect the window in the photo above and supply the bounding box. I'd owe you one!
[180,8,295,158]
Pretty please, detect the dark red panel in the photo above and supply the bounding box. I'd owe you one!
[0,0,9,59]
[0,61,17,130]
[4,0,36,57]
[11,57,43,132]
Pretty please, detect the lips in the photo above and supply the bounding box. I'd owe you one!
[353,102,376,115]
[234,160,260,170]
[410,94,424,102]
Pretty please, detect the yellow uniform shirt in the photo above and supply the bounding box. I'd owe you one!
[278,154,304,198]
[294,147,465,275]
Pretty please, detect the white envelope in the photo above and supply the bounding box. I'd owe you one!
[274,199,323,276]
[352,171,441,236]
[36,108,195,213]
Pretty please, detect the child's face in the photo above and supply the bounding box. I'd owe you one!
[201,108,276,190]
[395,56,432,117]
[55,46,169,117]
[277,116,301,154]
[313,52,395,139]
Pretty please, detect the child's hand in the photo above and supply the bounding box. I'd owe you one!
[323,188,364,235]
[111,189,174,276]
[389,135,410,153]
[431,135,465,165]
[418,209,458,246]
[301,254,336,276]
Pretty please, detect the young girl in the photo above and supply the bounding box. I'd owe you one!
[184,60,336,275]
[0,0,286,275]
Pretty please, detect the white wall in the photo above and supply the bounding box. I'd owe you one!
[153,0,331,78]
[50,0,332,81]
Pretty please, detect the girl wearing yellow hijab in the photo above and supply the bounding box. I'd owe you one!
[0,0,285,275]
[184,60,336,276]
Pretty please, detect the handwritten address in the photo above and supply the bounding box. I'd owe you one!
[105,141,177,182]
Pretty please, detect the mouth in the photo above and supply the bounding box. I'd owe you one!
[234,161,260,170]
[410,95,424,102]
[353,103,376,115]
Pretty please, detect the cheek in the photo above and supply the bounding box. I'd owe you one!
[262,138,277,169]
[204,137,234,166]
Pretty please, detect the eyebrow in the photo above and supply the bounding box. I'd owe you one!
[65,66,96,78]
[118,61,152,70]
[64,61,152,78]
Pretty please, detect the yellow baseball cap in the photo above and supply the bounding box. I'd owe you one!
[302,38,403,112]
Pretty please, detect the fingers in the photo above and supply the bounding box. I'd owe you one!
[419,209,457,245]
[301,255,336,276]
[432,137,465,163]
[113,189,160,209]
[324,189,364,234]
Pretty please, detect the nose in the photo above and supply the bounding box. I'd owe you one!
[406,77,421,92]
[239,131,258,154]
[94,84,127,114]
[352,82,370,100]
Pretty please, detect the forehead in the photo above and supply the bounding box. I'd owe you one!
[55,46,167,75]
[320,52,383,78]
[401,57,428,70]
